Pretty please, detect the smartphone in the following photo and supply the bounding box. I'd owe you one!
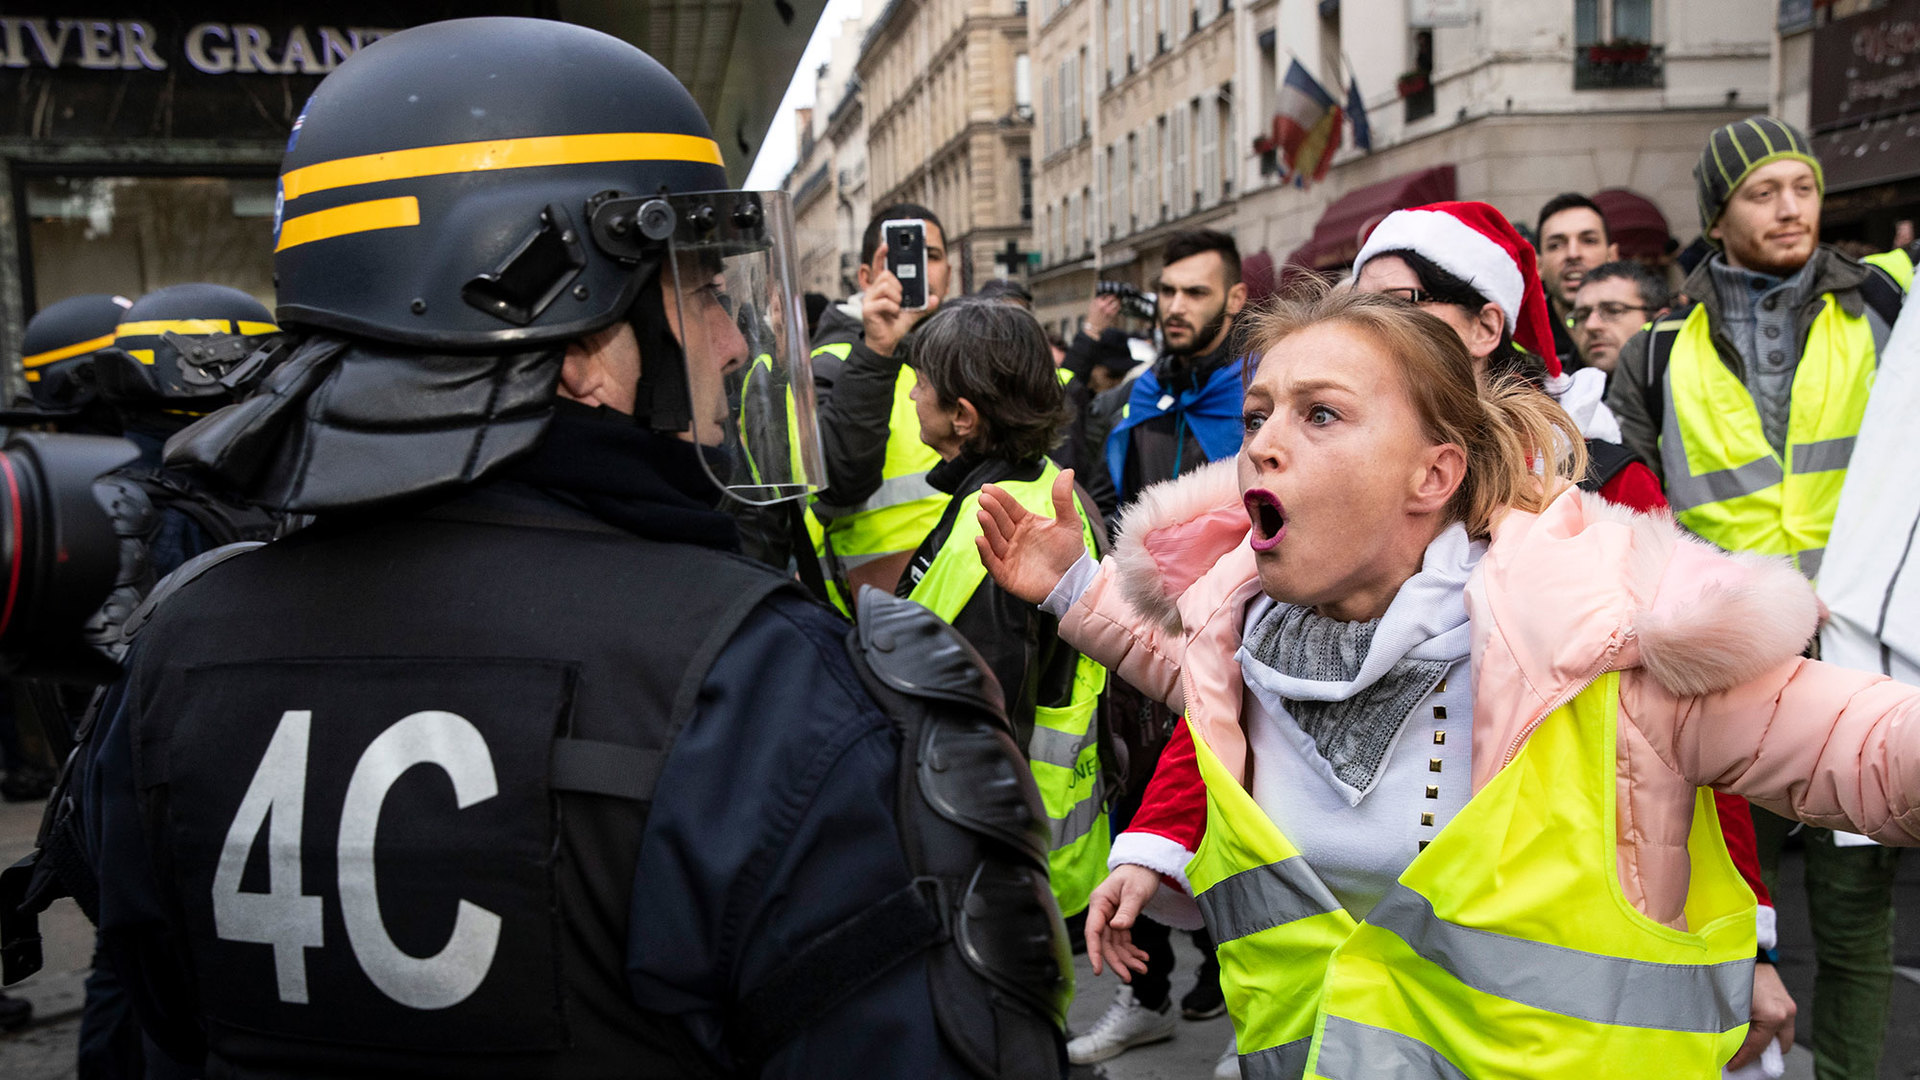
[882,219,929,311]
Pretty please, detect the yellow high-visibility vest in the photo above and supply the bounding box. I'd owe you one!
[1187,672,1755,1079]
[807,340,948,612]
[1659,250,1913,577]
[906,459,1111,917]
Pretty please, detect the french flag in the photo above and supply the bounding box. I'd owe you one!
[1274,60,1341,187]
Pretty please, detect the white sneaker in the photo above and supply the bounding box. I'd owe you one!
[1067,986,1177,1064]
[1212,1034,1241,1079]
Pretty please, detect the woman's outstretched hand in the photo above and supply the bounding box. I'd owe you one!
[975,468,1088,605]
[1084,863,1159,980]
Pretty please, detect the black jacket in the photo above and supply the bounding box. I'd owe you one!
[79,403,968,1078]
[897,454,1084,749]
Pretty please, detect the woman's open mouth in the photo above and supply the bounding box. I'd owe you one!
[1244,489,1286,551]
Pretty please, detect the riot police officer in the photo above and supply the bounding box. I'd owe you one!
[48,18,1069,1079]
[7,292,133,433]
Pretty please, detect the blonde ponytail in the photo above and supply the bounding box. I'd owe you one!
[1240,285,1589,540]
[1461,375,1587,537]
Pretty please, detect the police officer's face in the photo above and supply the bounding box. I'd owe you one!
[661,259,750,445]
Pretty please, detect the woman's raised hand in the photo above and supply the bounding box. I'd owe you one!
[975,469,1089,605]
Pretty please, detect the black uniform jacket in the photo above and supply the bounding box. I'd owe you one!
[79,403,969,1078]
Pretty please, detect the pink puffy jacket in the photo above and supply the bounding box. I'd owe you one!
[1059,460,1920,932]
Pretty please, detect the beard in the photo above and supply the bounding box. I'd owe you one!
[1164,302,1230,358]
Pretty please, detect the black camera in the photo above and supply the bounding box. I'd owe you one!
[1096,280,1158,322]
[0,432,139,683]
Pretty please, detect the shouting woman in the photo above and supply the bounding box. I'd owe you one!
[976,287,1920,1079]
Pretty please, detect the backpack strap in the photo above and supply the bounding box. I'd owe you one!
[1859,263,1905,333]
[1578,439,1640,494]
[1638,305,1694,435]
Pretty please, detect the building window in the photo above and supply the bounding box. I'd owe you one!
[1108,144,1125,239]
[1575,0,1652,45]
[1075,48,1088,136]
[1067,193,1083,258]
[1158,115,1173,220]
[1041,72,1055,154]
[1127,0,1142,72]
[1573,0,1662,89]
[1020,157,1033,222]
[1016,53,1032,120]
[1171,105,1190,217]
[1081,186,1093,252]
[24,174,276,312]
[1404,29,1435,123]
[1197,96,1219,209]
[1108,0,1125,86]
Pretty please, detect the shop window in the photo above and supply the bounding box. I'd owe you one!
[24,174,276,311]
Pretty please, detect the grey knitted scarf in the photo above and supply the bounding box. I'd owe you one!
[1243,604,1451,795]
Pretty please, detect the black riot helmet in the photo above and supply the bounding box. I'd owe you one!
[92,284,281,412]
[169,17,823,511]
[16,293,132,415]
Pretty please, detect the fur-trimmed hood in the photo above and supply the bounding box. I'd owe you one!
[1103,458,1820,706]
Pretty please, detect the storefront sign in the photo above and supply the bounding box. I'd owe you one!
[0,18,395,74]
[1811,0,1920,131]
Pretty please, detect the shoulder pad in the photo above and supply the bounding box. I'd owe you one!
[93,473,158,539]
[854,589,1007,722]
[119,541,265,645]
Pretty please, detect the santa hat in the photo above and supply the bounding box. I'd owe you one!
[1353,201,1562,377]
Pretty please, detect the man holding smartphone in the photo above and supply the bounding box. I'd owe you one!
[803,204,953,605]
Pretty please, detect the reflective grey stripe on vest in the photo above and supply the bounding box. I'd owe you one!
[1195,856,1343,944]
[1050,791,1103,849]
[1029,722,1097,769]
[1791,435,1855,474]
[1659,359,1785,513]
[1238,1037,1311,1080]
[1799,547,1824,580]
[811,472,938,520]
[1367,884,1753,1033]
[1313,1017,1471,1080]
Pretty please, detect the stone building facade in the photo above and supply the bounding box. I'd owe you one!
[1026,0,1778,339]
[860,0,1035,297]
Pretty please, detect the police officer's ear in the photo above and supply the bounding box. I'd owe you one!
[559,323,641,415]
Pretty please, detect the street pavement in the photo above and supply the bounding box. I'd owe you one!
[3,795,1912,1078]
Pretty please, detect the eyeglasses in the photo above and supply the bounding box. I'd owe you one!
[1375,287,1444,306]
[1567,301,1651,325]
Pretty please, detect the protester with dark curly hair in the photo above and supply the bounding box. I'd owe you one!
[895,296,1116,921]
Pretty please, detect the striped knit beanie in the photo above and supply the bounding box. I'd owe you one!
[1694,116,1825,241]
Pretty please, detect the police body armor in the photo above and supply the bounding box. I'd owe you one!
[12,491,1068,1078]
[85,467,282,651]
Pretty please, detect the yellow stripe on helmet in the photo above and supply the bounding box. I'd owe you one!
[22,331,115,368]
[276,196,421,252]
[116,318,281,340]
[280,131,726,202]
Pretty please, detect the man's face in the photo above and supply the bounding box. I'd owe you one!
[1538,207,1616,309]
[1713,159,1821,277]
[661,256,750,445]
[1570,275,1654,374]
[1157,251,1243,357]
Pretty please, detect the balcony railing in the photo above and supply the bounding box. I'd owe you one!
[1574,42,1664,90]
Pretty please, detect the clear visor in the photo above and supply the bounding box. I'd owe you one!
[662,190,825,505]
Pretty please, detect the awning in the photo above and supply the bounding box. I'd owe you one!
[1591,188,1672,260]
[1284,164,1456,272]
